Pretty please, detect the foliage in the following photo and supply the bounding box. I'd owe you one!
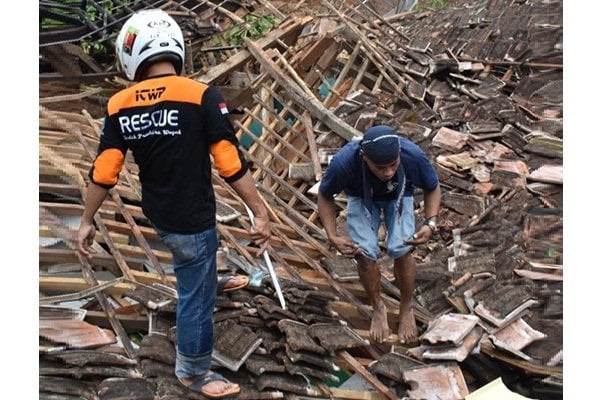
[213,14,280,47]
[81,1,116,55]
[41,0,134,55]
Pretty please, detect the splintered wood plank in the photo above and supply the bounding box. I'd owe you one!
[100,219,159,241]
[351,57,371,94]
[248,85,314,199]
[240,146,318,211]
[40,201,115,220]
[235,114,310,163]
[350,2,409,47]
[338,351,400,400]
[245,37,360,141]
[39,207,137,358]
[40,274,176,297]
[302,112,323,181]
[40,248,139,273]
[320,0,407,99]
[114,244,172,264]
[214,170,330,263]
[303,39,341,87]
[39,146,135,281]
[244,85,309,188]
[480,340,563,379]
[324,45,361,107]
[40,87,103,104]
[220,224,322,259]
[297,36,338,72]
[258,186,329,244]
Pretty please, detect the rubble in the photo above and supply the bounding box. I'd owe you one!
[39,0,563,399]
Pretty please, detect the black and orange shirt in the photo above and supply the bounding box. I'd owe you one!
[90,74,248,233]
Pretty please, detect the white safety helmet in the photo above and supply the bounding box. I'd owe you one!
[115,9,185,81]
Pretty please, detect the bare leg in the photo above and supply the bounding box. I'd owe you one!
[356,254,390,343]
[394,252,418,344]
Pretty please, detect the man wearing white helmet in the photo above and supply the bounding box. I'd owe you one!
[77,9,270,399]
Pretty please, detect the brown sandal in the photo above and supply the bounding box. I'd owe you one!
[179,371,240,399]
[217,275,249,293]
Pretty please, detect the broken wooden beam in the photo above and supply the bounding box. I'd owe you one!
[244,37,361,141]
[338,351,401,400]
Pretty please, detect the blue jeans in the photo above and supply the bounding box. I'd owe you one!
[154,225,218,379]
[346,195,415,260]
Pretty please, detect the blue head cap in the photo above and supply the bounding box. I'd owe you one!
[360,125,400,165]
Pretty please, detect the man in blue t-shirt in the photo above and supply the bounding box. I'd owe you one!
[318,125,441,344]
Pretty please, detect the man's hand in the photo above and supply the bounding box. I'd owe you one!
[404,226,433,246]
[251,214,271,257]
[329,235,361,256]
[77,182,110,258]
[77,221,97,259]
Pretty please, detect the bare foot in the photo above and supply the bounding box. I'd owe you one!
[397,308,418,345]
[370,304,391,343]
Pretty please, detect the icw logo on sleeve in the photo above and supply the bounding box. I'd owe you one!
[218,102,229,115]
[136,86,166,101]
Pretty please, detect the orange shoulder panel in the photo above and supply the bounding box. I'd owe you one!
[108,76,208,115]
[92,148,125,186]
[210,140,242,178]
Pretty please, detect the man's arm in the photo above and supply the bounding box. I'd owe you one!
[228,170,271,255]
[423,184,442,223]
[317,192,359,256]
[77,182,110,258]
[405,184,442,245]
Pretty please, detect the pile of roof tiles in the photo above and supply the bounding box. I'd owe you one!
[39,0,563,399]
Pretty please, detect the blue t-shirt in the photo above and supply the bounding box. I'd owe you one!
[319,137,438,199]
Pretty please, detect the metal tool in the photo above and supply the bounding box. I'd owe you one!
[242,203,286,310]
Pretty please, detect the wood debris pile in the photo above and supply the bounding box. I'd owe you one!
[39,0,563,399]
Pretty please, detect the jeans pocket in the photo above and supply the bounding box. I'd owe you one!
[160,232,197,264]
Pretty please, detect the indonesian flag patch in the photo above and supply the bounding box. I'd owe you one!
[218,102,229,115]
[123,27,138,55]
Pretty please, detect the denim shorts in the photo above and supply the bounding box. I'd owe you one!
[346,195,415,260]
[153,225,218,378]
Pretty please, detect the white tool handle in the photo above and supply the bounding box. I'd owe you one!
[243,203,286,310]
